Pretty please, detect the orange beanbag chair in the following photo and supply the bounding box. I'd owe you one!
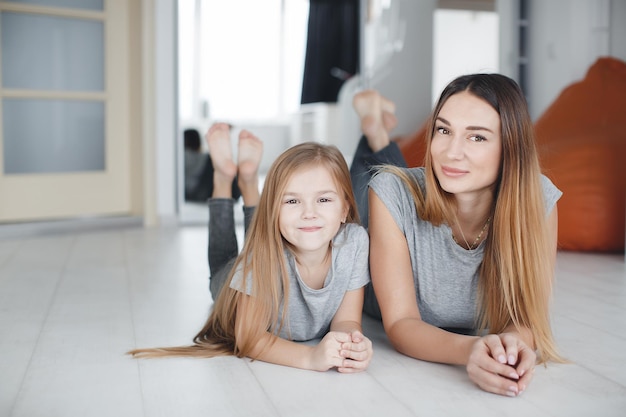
[396,123,428,168]
[535,57,626,252]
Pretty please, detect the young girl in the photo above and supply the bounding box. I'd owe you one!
[129,123,373,373]
[349,75,565,396]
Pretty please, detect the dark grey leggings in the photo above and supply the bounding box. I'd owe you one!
[349,136,407,229]
[207,199,255,300]
[349,135,407,319]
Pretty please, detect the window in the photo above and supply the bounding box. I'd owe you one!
[178,0,309,124]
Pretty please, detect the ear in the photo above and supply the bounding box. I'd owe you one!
[342,201,349,223]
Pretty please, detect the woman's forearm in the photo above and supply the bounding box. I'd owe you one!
[386,317,478,365]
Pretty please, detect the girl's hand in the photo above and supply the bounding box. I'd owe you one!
[337,330,373,373]
[308,331,373,372]
[466,333,536,397]
[308,332,353,372]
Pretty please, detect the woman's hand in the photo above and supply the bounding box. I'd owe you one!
[308,331,373,372]
[466,333,536,397]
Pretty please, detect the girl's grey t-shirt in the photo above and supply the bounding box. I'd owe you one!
[369,167,562,331]
[230,222,370,341]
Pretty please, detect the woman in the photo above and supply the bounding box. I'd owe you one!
[350,74,564,396]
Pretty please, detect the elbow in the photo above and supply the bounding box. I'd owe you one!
[383,319,409,355]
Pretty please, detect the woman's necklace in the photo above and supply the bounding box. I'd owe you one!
[452,216,491,250]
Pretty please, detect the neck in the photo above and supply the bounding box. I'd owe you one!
[451,195,493,250]
[454,190,494,228]
[295,247,332,290]
[294,245,331,269]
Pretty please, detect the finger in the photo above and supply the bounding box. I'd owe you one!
[329,331,353,344]
[483,334,508,365]
[350,330,364,343]
[341,338,371,353]
[517,366,535,394]
[504,347,519,366]
[515,350,536,377]
[468,365,522,397]
[470,351,520,381]
[483,373,522,397]
[337,358,369,373]
[499,334,521,366]
[340,347,369,362]
[325,349,349,370]
[336,366,364,374]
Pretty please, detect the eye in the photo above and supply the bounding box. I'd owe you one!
[284,198,298,204]
[318,197,332,203]
[436,126,450,135]
[469,134,487,142]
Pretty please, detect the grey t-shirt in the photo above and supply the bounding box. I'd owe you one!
[369,167,562,331]
[230,222,370,341]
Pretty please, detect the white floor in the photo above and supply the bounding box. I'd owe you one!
[0,223,625,417]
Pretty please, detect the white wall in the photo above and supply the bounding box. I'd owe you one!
[526,0,618,120]
[364,0,436,137]
[432,9,500,105]
[610,0,626,60]
[496,0,519,79]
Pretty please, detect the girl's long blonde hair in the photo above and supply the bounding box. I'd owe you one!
[382,74,563,363]
[128,142,359,359]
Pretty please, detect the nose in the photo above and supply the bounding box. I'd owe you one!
[300,201,318,219]
[446,135,465,160]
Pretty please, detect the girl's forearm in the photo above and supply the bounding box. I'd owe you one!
[330,320,362,334]
[247,332,315,370]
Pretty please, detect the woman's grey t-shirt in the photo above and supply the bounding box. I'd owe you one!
[369,167,562,331]
[230,222,370,341]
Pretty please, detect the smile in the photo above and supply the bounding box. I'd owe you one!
[299,226,322,232]
[441,166,469,177]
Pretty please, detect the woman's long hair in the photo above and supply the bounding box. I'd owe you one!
[382,74,563,363]
[128,142,359,359]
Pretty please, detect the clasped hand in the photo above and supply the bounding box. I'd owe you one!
[310,330,373,373]
[466,333,536,397]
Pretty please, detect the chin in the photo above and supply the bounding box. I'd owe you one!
[436,179,465,194]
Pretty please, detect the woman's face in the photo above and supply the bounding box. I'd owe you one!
[430,91,502,199]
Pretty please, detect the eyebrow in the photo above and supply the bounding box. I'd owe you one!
[283,190,339,197]
[436,116,494,133]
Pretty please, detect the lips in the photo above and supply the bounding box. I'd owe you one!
[299,226,322,232]
[441,165,469,177]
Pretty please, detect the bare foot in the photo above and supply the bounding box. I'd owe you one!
[205,123,237,198]
[352,90,398,152]
[237,129,263,207]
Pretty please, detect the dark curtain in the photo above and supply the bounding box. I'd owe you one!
[301,0,360,104]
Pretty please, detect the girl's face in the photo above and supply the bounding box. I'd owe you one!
[278,165,348,257]
[430,91,502,199]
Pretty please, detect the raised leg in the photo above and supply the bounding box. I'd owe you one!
[349,90,407,227]
[205,123,240,299]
